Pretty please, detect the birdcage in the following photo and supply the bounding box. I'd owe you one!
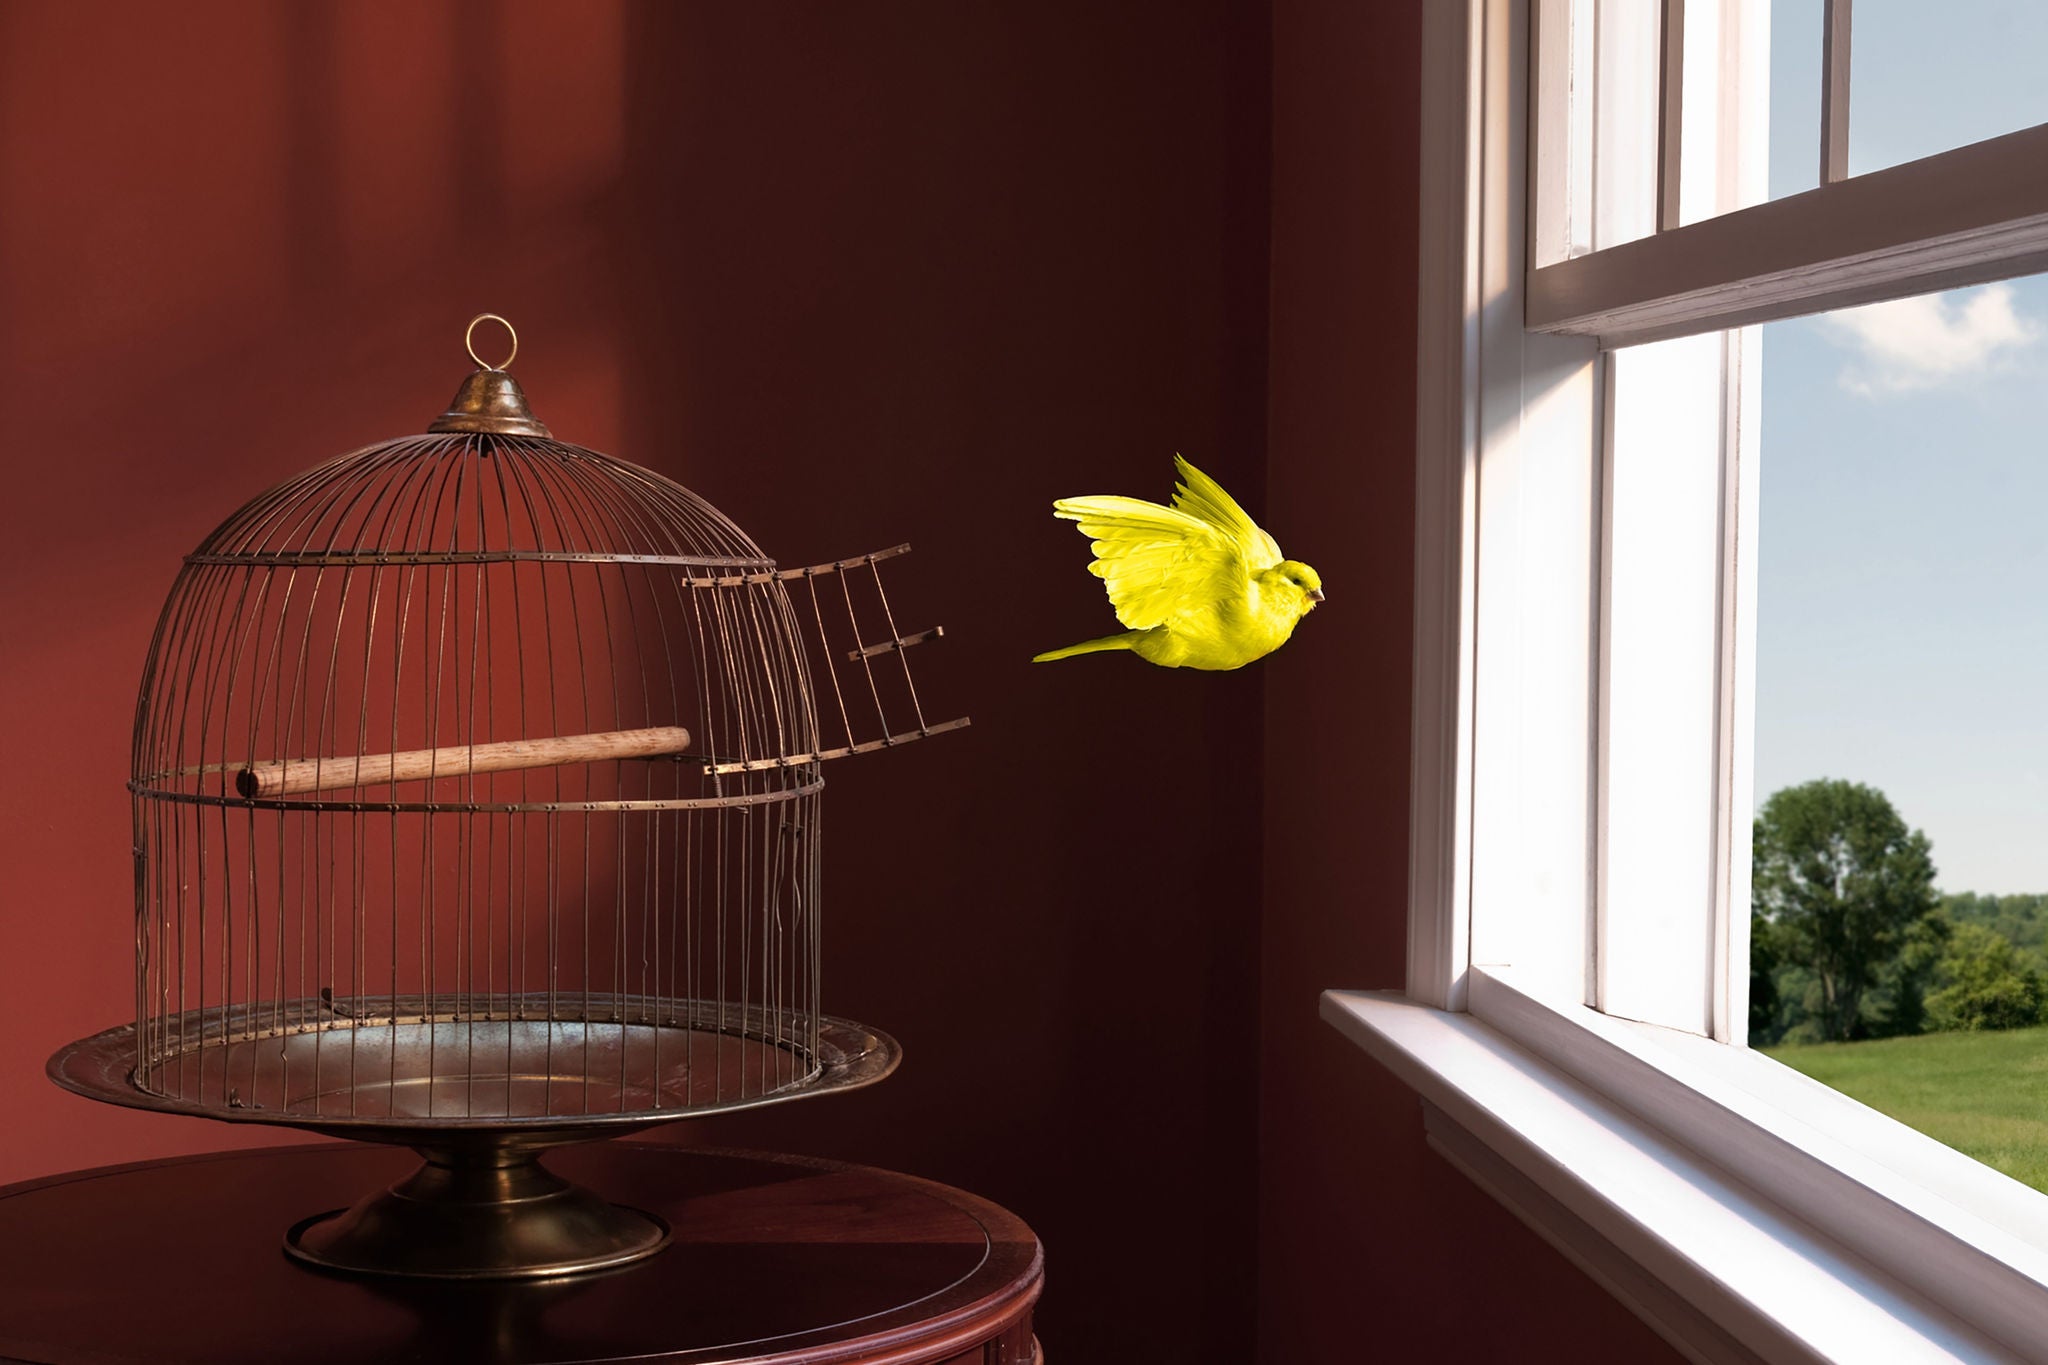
[48,317,967,1279]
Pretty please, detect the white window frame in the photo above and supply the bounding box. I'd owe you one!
[1341,1,2048,1360]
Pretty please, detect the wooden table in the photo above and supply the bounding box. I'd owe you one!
[0,1143,1042,1364]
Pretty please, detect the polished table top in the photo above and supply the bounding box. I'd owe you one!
[0,1143,1042,1364]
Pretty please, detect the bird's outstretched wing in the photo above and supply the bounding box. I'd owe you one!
[1169,455,1283,568]
[1053,457,1280,632]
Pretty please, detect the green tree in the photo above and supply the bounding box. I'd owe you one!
[1866,909,1950,1037]
[1749,908,1783,1043]
[1943,892,2048,954]
[1926,922,2048,1031]
[1752,779,1939,1042]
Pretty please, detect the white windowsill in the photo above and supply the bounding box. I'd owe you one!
[1323,976,2048,1364]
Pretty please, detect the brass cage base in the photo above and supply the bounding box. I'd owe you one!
[285,1136,671,1279]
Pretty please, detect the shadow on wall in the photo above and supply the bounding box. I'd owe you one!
[615,11,1270,1363]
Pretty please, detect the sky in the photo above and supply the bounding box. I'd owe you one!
[1751,2,2048,893]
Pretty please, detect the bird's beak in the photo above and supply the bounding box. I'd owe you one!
[1307,588,1325,603]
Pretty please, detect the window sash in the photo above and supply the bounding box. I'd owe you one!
[1532,0,1769,267]
[1528,0,2048,349]
[1417,0,1757,1031]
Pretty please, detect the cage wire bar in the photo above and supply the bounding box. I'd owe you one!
[52,319,965,1278]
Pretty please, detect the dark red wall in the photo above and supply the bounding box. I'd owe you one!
[0,3,1262,1360]
[0,2,1678,1360]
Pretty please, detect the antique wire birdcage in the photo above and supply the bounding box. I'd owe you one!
[49,317,966,1278]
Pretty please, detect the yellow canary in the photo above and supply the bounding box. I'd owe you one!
[1034,455,1324,670]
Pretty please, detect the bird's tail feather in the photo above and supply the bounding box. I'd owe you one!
[1032,632,1142,663]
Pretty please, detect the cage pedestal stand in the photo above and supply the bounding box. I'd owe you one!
[285,1132,670,1279]
[49,1009,901,1281]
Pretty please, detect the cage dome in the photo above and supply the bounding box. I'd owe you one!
[51,318,965,1278]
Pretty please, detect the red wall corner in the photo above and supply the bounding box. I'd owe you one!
[1257,2,1686,1360]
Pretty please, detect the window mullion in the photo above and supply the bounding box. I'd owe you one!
[1710,325,1761,1045]
[1529,0,1591,267]
[1655,0,1684,232]
[1820,0,1853,185]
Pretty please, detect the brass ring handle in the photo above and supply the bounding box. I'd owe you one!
[464,313,518,371]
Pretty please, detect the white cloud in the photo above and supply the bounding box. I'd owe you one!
[1820,282,2039,396]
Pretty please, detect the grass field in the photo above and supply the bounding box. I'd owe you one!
[1765,1026,2048,1193]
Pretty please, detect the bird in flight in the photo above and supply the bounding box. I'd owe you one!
[1034,455,1324,670]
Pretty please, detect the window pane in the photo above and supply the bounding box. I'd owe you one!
[1603,334,1727,1035]
[1843,0,2048,175]
[1663,0,1785,226]
[1751,273,2048,1191]
[1766,0,1823,199]
[1850,0,2048,175]
[1591,0,1661,249]
[1688,1,2048,219]
[1667,0,1818,218]
[1761,2,2048,200]
[1530,0,1667,260]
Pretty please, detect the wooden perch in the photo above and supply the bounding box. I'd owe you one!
[236,726,693,799]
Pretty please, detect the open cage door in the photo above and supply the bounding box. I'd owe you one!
[701,543,970,779]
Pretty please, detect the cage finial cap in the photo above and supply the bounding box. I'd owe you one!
[427,313,553,437]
